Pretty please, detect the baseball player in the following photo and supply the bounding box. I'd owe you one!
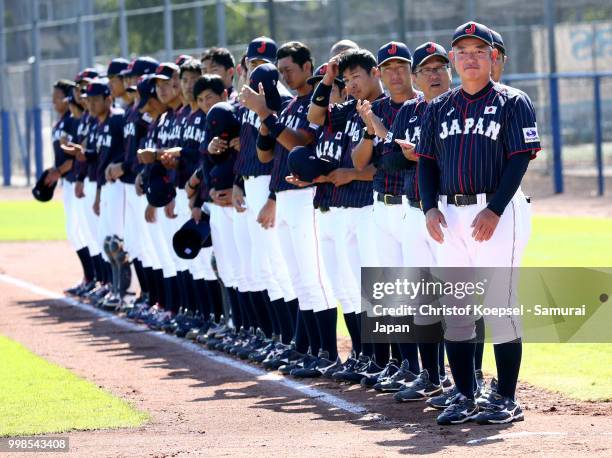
[305,48,385,382]
[375,42,453,399]
[240,41,338,372]
[218,37,297,359]
[350,41,420,387]
[416,22,539,425]
[200,47,237,101]
[105,57,162,311]
[84,79,128,309]
[47,79,93,296]
[69,69,112,303]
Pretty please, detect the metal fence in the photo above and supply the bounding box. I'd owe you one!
[1,0,611,194]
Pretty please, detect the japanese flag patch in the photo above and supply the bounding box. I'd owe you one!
[523,126,539,143]
[484,106,497,115]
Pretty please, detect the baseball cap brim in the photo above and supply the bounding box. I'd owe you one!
[378,56,412,67]
[415,53,450,69]
[247,55,273,63]
[150,74,171,81]
[451,34,492,48]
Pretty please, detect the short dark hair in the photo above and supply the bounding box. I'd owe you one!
[53,79,76,97]
[201,47,235,70]
[193,74,225,99]
[180,59,202,78]
[338,49,377,75]
[277,41,313,70]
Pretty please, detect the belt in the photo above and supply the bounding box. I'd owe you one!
[445,193,495,206]
[408,199,422,209]
[376,192,403,205]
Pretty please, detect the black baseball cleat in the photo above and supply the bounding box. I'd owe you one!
[263,345,303,371]
[476,378,499,407]
[64,281,87,296]
[376,359,418,392]
[427,385,459,410]
[394,369,443,402]
[332,354,370,383]
[474,393,524,424]
[475,369,486,398]
[77,281,97,297]
[291,351,341,378]
[436,394,479,425]
[279,353,316,375]
[361,358,395,388]
[329,355,358,380]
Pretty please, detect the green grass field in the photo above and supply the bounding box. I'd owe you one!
[0,335,148,437]
[1,200,611,403]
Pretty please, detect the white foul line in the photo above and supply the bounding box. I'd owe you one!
[467,431,567,445]
[0,273,368,416]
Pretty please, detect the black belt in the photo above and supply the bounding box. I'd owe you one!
[376,192,403,205]
[408,199,422,209]
[445,193,495,206]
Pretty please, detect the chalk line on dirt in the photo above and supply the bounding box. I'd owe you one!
[0,273,369,417]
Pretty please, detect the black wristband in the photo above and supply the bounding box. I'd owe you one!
[268,191,276,201]
[263,114,285,139]
[312,82,332,107]
[257,132,275,151]
[363,127,376,140]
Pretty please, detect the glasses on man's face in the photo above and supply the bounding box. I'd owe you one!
[415,65,449,76]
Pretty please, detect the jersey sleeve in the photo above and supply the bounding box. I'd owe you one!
[414,103,436,159]
[502,93,541,159]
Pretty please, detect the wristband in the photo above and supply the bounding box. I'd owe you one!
[363,127,376,140]
[263,114,285,139]
[312,82,332,107]
[268,191,276,201]
[257,133,275,151]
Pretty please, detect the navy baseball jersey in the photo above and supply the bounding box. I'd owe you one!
[94,107,125,188]
[235,107,273,177]
[52,111,76,182]
[324,98,377,208]
[270,93,315,193]
[76,112,99,183]
[365,96,407,195]
[121,103,150,184]
[313,124,341,210]
[383,94,427,200]
[415,81,541,195]
[177,106,207,188]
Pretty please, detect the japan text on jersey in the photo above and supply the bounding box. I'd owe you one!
[270,94,313,193]
[415,82,541,195]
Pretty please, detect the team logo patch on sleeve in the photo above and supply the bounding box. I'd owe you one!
[484,106,497,114]
[523,126,540,143]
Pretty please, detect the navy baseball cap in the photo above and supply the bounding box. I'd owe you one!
[249,63,282,111]
[209,160,235,191]
[120,56,160,77]
[490,29,506,55]
[146,164,176,208]
[106,58,130,77]
[136,75,158,110]
[172,215,212,260]
[412,42,449,72]
[31,169,57,202]
[74,68,99,83]
[175,54,192,66]
[288,145,338,182]
[451,21,493,48]
[377,41,412,66]
[206,102,240,142]
[307,63,345,89]
[151,62,179,81]
[84,78,111,98]
[247,36,277,63]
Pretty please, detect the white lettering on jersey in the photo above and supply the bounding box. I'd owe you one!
[440,117,501,141]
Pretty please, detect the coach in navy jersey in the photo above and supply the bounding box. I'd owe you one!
[416,22,540,425]
[380,41,452,400]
